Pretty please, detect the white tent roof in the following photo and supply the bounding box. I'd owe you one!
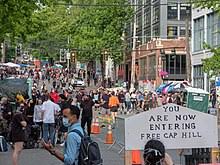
[3,62,20,68]
[185,87,209,94]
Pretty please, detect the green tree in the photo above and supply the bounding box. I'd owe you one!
[25,1,82,60]
[70,0,132,80]
[202,46,220,77]
[195,1,220,77]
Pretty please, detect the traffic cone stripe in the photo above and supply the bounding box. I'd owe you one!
[92,117,101,134]
[105,124,114,144]
[131,150,142,165]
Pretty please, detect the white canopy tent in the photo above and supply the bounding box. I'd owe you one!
[3,62,20,68]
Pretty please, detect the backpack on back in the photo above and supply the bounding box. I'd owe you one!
[70,129,103,165]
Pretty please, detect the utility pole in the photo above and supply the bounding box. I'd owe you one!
[66,4,71,71]
[1,41,5,63]
[130,0,137,91]
[67,35,70,70]
[185,8,191,83]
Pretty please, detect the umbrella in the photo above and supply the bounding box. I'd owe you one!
[162,82,173,94]
[3,62,20,68]
[18,64,29,67]
[156,83,167,94]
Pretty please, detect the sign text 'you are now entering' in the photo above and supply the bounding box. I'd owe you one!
[125,104,218,150]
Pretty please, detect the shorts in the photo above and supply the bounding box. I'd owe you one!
[101,108,110,115]
[110,106,118,112]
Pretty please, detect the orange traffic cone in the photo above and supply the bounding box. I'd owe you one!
[105,125,114,144]
[92,117,101,134]
[132,150,142,165]
[91,118,95,134]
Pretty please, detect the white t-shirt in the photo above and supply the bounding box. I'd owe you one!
[42,100,60,123]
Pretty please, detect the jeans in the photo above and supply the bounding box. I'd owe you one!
[125,101,131,110]
[43,123,55,145]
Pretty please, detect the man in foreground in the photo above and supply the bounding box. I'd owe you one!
[42,104,83,165]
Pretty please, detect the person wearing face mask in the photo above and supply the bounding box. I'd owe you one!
[42,104,83,165]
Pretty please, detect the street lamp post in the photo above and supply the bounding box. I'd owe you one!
[130,0,137,92]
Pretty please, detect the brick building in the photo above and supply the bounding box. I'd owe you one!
[119,38,187,87]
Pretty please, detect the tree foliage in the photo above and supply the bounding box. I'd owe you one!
[70,0,132,64]
[26,4,77,58]
[193,0,220,12]
[195,0,220,76]
[202,46,220,77]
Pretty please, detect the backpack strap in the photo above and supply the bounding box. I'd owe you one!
[69,129,84,139]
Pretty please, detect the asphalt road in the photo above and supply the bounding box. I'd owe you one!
[0,134,124,165]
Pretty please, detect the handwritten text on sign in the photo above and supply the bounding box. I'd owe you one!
[140,106,201,140]
[125,104,218,150]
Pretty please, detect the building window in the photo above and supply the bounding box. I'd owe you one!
[180,4,191,20]
[181,55,186,74]
[153,24,160,37]
[136,11,142,34]
[144,8,151,27]
[207,12,220,47]
[148,55,156,80]
[193,17,204,51]
[144,27,151,43]
[152,5,160,24]
[167,26,178,39]
[165,54,186,75]
[139,57,147,80]
[180,27,186,36]
[167,4,178,20]
[193,65,204,89]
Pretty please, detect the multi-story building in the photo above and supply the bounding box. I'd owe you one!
[191,8,220,91]
[120,0,191,86]
[126,0,191,48]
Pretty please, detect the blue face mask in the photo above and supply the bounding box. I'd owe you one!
[62,117,71,127]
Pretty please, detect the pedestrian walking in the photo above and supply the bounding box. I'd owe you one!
[11,106,27,165]
[108,91,119,124]
[33,99,43,138]
[52,80,56,89]
[130,92,137,111]
[125,91,131,111]
[80,95,94,136]
[118,91,125,113]
[42,95,60,145]
[42,105,83,165]
[87,77,90,87]
[101,90,110,117]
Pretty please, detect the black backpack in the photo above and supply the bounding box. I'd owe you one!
[70,129,103,165]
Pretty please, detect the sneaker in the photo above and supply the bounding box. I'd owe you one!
[60,142,65,147]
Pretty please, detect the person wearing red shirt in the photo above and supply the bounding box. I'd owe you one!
[50,89,60,104]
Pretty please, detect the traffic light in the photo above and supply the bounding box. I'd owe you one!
[60,49,66,62]
[16,45,21,56]
[71,51,76,63]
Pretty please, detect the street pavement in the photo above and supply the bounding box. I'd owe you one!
[0,134,124,165]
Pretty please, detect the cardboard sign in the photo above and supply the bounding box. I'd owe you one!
[125,104,218,150]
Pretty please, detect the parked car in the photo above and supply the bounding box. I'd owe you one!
[71,77,85,87]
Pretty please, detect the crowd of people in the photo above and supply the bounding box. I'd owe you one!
[0,66,178,165]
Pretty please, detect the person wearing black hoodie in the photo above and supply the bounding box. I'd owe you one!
[80,95,94,136]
